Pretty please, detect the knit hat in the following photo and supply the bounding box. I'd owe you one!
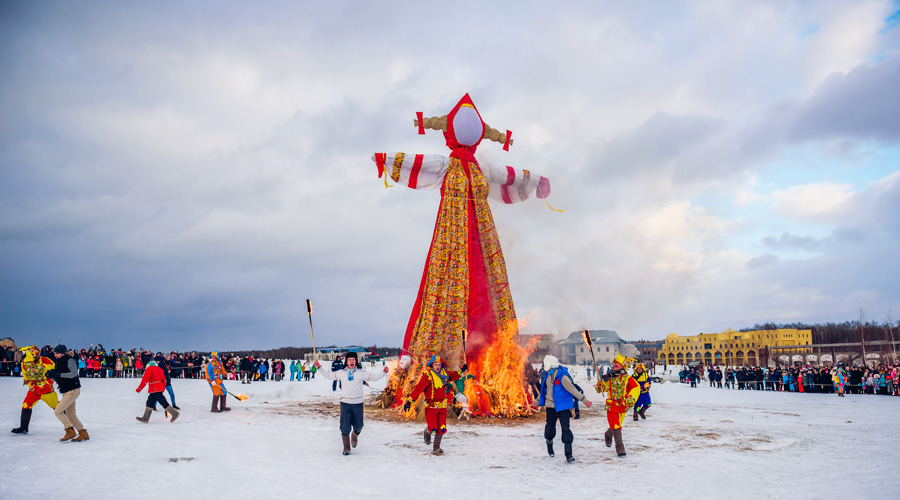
[53,344,67,354]
[147,360,158,367]
[543,355,559,370]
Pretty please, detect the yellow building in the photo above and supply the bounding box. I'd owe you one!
[658,328,812,367]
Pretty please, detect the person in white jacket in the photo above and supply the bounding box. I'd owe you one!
[315,352,389,455]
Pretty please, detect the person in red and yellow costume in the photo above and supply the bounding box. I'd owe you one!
[596,352,640,457]
[206,352,231,413]
[403,355,465,455]
[11,346,59,435]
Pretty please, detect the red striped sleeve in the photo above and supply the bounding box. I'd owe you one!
[408,154,424,189]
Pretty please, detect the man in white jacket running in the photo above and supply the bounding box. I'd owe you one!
[315,352,389,455]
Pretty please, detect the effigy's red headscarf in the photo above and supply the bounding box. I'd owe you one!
[443,93,485,163]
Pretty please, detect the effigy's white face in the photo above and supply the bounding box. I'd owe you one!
[452,105,483,146]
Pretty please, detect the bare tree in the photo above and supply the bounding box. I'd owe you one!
[858,307,869,368]
[887,308,897,364]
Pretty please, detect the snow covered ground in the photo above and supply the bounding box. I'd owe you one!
[1,366,897,499]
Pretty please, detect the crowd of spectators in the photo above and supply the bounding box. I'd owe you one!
[0,343,296,383]
[677,363,900,395]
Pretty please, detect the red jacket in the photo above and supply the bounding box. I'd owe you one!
[137,365,167,393]
[409,368,461,406]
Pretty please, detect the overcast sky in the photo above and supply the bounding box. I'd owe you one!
[1,1,898,352]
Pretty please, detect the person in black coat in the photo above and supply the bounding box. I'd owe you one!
[331,357,344,391]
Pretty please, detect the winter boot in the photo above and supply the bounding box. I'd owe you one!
[423,429,431,445]
[633,409,639,421]
[167,406,180,422]
[341,434,351,455]
[219,395,231,412]
[60,427,77,442]
[546,439,555,457]
[564,442,575,463]
[136,407,153,423]
[604,428,613,448]
[211,396,221,413]
[350,431,359,448]
[11,408,32,434]
[432,433,444,455]
[639,408,647,419]
[613,429,626,457]
[71,429,90,442]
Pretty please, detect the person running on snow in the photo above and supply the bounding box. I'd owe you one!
[315,352,389,455]
[632,363,652,421]
[135,360,180,423]
[206,352,231,412]
[48,344,89,442]
[596,352,640,457]
[403,355,465,456]
[11,346,59,435]
[538,355,591,463]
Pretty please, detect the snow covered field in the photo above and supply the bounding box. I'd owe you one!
[1,367,897,499]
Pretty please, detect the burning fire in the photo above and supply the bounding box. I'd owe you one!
[233,393,249,401]
[378,320,538,419]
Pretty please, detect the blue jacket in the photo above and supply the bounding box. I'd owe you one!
[539,366,575,411]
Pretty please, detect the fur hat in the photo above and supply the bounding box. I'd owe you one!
[543,355,559,370]
[344,351,358,362]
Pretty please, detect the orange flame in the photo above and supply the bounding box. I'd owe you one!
[463,320,537,418]
[235,394,249,401]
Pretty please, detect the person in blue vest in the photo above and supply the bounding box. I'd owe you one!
[539,355,591,463]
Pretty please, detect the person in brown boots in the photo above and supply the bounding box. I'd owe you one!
[135,360,180,423]
[316,352,390,455]
[206,352,231,413]
[403,355,465,456]
[597,353,639,457]
[48,345,89,442]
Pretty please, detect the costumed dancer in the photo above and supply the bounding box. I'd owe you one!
[371,94,554,412]
[206,352,231,412]
[315,352,389,455]
[49,344,89,442]
[596,352,640,457]
[538,355,591,463]
[403,355,464,455]
[833,366,846,397]
[135,360,180,423]
[632,363,652,421]
[11,346,59,435]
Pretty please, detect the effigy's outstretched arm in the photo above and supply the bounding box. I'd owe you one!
[371,152,450,190]
[479,161,552,204]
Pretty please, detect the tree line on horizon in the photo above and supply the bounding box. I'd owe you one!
[740,316,899,345]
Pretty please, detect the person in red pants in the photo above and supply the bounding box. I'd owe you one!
[597,353,640,457]
[403,355,464,455]
[11,346,59,435]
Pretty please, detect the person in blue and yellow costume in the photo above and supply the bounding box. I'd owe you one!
[403,355,464,455]
[206,352,231,413]
[632,363,652,421]
[596,352,640,457]
[11,345,60,434]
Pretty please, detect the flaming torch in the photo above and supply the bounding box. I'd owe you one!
[227,390,249,401]
[306,299,317,361]
[582,329,601,387]
[461,328,468,365]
